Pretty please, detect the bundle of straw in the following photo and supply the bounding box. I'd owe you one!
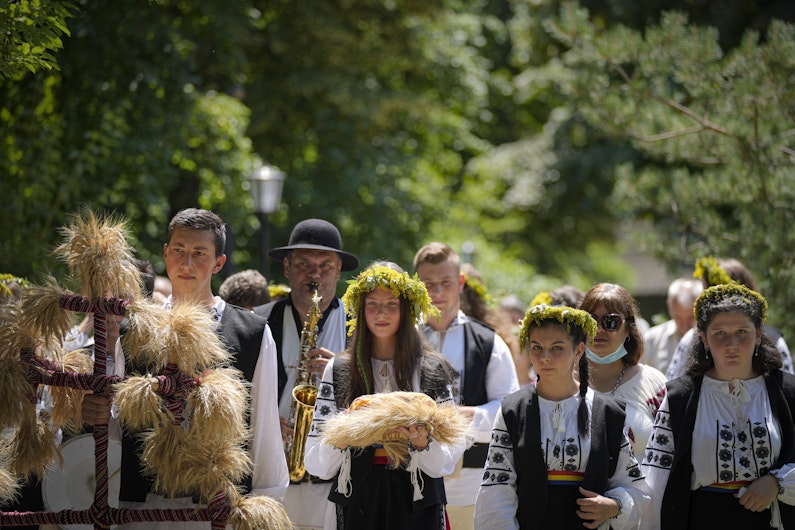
[122,301,230,376]
[53,209,142,302]
[49,348,94,434]
[6,412,60,478]
[228,495,292,530]
[0,359,32,431]
[0,446,19,503]
[321,391,469,467]
[17,280,74,354]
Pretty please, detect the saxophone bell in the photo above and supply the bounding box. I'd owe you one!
[285,281,323,482]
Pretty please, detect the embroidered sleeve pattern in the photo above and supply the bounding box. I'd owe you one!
[643,408,675,470]
[480,427,516,488]
[308,378,338,439]
[620,435,646,483]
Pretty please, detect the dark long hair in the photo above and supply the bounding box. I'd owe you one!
[340,292,439,406]
[579,283,644,366]
[686,291,781,376]
[530,320,590,437]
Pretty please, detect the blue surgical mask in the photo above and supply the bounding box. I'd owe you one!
[586,343,629,365]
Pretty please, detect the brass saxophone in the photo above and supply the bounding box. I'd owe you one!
[285,282,322,482]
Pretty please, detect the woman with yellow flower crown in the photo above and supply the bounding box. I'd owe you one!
[642,283,795,529]
[304,262,467,530]
[665,257,794,379]
[474,304,650,529]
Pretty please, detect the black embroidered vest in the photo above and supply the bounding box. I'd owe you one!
[662,371,795,529]
[501,386,626,530]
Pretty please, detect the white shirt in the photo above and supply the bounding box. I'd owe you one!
[600,364,667,458]
[643,375,795,530]
[304,357,465,483]
[474,388,650,530]
[642,320,681,374]
[420,310,520,506]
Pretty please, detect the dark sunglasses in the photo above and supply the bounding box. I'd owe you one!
[592,313,631,332]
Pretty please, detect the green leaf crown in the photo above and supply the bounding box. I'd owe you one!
[517,304,597,350]
[342,265,441,335]
[694,283,768,323]
[464,273,491,304]
[693,256,733,288]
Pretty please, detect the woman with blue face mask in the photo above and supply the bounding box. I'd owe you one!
[579,283,667,458]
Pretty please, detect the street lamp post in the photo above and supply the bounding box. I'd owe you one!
[248,163,286,278]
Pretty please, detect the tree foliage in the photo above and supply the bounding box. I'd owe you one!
[548,2,795,335]
[0,0,74,79]
[3,0,794,316]
[1,0,261,283]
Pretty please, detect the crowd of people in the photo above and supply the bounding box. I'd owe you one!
[2,209,795,530]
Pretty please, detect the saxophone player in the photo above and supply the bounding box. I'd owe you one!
[254,218,359,530]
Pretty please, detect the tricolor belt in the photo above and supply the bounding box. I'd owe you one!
[699,480,751,493]
[547,470,585,486]
[373,447,390,466]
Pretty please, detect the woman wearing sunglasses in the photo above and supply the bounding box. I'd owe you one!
[579,283,667,458]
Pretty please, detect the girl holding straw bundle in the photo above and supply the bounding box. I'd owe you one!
[474,304,650,529]
[304,263,467,530]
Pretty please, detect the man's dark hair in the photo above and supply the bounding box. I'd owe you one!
[167,208,226,258]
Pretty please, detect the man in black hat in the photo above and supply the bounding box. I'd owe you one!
[254,218,358,530]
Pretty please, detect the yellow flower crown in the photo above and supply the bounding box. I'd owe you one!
[529,291,553,307]
[342,265,440,335]
[464,274,491,304]
[0,273,30,298]
[268,283,291,299]
[517,304,597,350]
[694,283,768,323]
[693,256,733,287]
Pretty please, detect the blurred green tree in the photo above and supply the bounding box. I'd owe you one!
[547,2,795,335]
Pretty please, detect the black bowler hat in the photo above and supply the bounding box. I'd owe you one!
[268,219,359,271]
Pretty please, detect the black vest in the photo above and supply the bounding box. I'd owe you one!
[327,353,455,510]
[458,318,496,467]
[119,305,266,502]
[460,318,496,407]
[253,297,341,401]
[501,386,626,530]
[661,371,795,529]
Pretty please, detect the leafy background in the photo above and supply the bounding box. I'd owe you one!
[2,0,794,336]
